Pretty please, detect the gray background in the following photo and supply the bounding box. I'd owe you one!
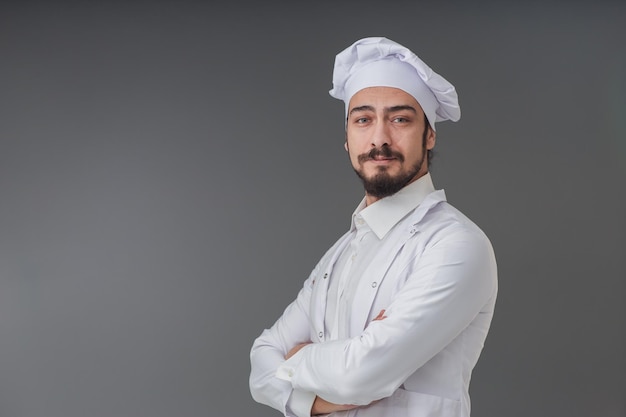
[1,1,624,417]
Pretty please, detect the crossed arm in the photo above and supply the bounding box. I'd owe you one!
[285,342,356,415]
[283,310,388,415]
[250,233,496,416]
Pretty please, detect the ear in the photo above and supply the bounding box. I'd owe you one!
[425,127,436,150]
[344,141,348,152]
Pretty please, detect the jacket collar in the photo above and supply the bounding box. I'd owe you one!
[351,172,437,240]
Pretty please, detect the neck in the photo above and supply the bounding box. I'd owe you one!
[364,170,429,207]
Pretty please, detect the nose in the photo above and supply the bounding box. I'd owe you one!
[370,121,390,148]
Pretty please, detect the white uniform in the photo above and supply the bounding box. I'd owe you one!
[250,174,497,417]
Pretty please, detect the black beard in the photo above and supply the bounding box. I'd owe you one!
[354,145,424,199]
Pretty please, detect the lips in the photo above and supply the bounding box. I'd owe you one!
[358,147,404,164]
[369,156,396,163]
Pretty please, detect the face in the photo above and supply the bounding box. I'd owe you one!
[345,87,436,204]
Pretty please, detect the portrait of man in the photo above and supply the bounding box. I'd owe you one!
[249,37,498,417]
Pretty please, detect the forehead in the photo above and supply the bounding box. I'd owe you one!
[348,86,424,114]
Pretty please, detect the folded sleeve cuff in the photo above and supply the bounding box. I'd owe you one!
[276,345,307,382]
[286,389,316,417]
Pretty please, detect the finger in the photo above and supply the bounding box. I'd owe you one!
[373,309,387,321]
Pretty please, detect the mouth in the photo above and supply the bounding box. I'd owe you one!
[367,156,398,164]
[358,147,404,165]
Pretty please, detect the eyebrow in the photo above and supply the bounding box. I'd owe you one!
[349,105,375,115]
[348,104,418,116]
[386,105,417,114]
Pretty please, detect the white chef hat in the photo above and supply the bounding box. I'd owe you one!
[329,37,460,130]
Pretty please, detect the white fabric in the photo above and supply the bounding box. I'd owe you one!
[326,174,438,341]
[249,176,497,417]
[329,37,461,130]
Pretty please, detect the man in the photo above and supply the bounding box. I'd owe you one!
[249,37,497,417]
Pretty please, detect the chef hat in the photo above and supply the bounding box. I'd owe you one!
[329,37,460,130]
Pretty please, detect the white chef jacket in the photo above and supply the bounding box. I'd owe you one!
[250,173,498,417]
[325,174,440,342]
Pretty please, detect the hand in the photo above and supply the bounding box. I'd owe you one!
[311,396,358,415]
[311,396,382,415]
[373,309,387,321]
[285,342,312,360]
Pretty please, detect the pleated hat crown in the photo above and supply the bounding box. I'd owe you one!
[329,37,460,130]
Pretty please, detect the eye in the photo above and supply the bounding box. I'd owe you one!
[392,116,410,123]
[353,116,370,124]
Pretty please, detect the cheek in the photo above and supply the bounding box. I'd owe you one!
[401,147,423,165]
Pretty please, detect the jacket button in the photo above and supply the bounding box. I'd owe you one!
[319,331,323,338]
[371,282,377,288]
[323,273,328,279]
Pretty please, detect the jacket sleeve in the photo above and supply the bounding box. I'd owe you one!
[249,262,319,417]
[276,226,498,406]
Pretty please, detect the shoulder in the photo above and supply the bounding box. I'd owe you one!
[409,200,498,292]
[410,196,495,258]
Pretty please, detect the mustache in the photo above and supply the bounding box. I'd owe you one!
[357,147,405,164]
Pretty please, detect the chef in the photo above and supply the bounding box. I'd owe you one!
[250,36,498,417]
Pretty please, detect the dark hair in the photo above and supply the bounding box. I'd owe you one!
[424,115,434,168]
